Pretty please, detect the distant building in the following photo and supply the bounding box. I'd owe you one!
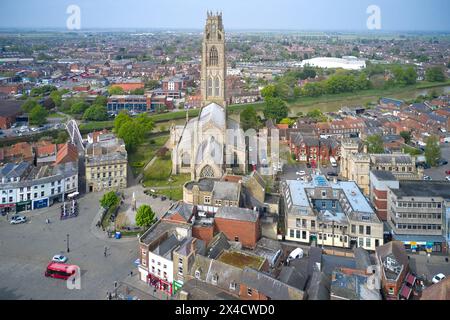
[84,133,128,192]
[300,56,366,70]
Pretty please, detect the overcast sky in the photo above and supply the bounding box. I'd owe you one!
[0,0,449,31]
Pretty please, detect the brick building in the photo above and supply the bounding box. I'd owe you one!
[214,206,260,249]
[369,170,399,221]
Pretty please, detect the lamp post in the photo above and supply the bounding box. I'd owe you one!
[66,234,70,253]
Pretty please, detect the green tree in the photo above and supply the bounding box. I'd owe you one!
[118,120,143,152]
[135,205,156,228]
[131,88,145,95]
[145,80,160,90]
[113,111,132,133]
[70,101,89,114]
[404,67,417,85]
[54,131,69,144]
[50,90,62,108]
[28,105,48,126]
[240,105,260,131]
[94,95,108,106]
[261,85,277,99]
[366,134,384,154]
[100,191,120,209]
[426,67,446,82]
[279,118,295,127]
[135,113,155,132]
[263,97,288,123]
[108,86,125,95]
[21,98,39,113]
[424,135,441,167]
[83,105,109,121]
[400,131,412,145]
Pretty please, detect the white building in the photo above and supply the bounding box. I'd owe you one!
[0,162,78,214]
[299,56,366,70]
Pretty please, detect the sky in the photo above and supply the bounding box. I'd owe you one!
[0,0,449,32]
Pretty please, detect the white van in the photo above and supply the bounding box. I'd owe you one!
[330,157,337,167]
[287,248,304,262]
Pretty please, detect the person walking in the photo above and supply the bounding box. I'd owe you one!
[104,247,107,257]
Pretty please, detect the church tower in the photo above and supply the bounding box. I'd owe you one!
[201,11,227,107]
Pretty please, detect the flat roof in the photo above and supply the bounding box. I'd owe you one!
[391,181,450,199]
[217,250,265,270]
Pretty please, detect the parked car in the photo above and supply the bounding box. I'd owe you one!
[438,159,448,166]
[296,171,306,176]
[423,175,432,181]
[52,255,68,263]
[161,196,167,201]
[445,170,450,175]
[432,273,446,284]
[446,176,450,182]
[10,216,27,224]
[327,172,338,177]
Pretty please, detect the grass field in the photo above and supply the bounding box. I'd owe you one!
[128,134,169,177]
[142,155,191,201]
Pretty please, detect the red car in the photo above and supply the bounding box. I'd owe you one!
[446,170,450,175]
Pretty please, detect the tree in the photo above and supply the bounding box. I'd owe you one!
[100,191,120,209]
[83,104,109,121]
[131,88,145,95]
[135,205,156,228]
[28,105,48,126]
[113,111,132,133]
[404,67,417,85]
[118,120,143,152]
[70,101,89,114]
[54,131,69,144]
[135,113,155,132]
[400,131,412,145]
[279,118,295,127]
[261,85,277,100]
[424,135,441,167]
[94,95,108,106]
[366,134,384,154]
[263,97,288,123]
[21,98,39,113]
[426,67,446,82]
[108,86,125,95]
[240,105,260,131]
[50,90,62,108]
[145,80,160,90]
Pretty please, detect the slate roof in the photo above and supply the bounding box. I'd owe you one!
[212,181,240,201]
[241,268,304,300]
[306,271,331,300]
[205,232,230,259]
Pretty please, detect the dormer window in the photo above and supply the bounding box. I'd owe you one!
[229,281,236,291]
[195,269,201,279]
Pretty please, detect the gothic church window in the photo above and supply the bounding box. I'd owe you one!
[208,77,213,96]
[209,46,218,66]
[214,76,220,97]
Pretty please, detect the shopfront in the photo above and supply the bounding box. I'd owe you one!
[33,198,49,210]
[0,203,16,215]
[16,200,32,213]
[147,274,173,295]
